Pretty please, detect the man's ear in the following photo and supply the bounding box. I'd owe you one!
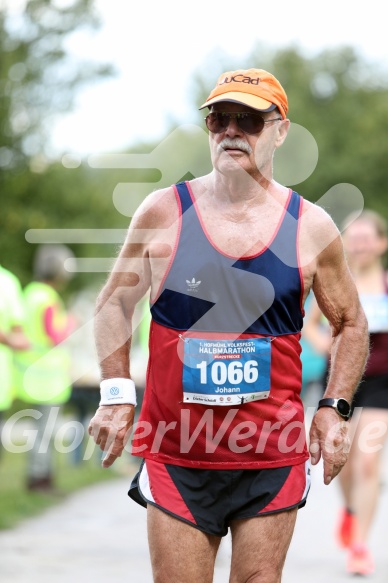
[275,119,290,148]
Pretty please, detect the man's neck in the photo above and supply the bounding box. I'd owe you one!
[208,168,273,204]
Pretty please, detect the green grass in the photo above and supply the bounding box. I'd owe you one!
[0,447,120,530]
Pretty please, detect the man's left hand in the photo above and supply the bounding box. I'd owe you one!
[309,408,350,485]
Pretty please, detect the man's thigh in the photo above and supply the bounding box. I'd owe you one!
[229,508,298,583]
[147,505,222,583]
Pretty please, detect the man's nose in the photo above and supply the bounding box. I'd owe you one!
[225,116,243,137]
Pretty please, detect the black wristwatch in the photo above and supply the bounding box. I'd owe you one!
[317,398,351,420]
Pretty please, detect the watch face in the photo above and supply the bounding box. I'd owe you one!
[337,398,351,416]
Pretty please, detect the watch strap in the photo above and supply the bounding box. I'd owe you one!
[317,397,351,419]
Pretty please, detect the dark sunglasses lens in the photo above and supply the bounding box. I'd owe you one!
[206,112,265,134]
[238,114,264,134]
[206,113,227,133]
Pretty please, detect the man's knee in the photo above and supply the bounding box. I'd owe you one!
[230,560,284,583]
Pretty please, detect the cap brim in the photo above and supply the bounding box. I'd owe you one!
[199,92,275,112]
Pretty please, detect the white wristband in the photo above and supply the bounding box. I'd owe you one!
[99,378,137,406]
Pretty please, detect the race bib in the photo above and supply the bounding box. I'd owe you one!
[182,337,271,406]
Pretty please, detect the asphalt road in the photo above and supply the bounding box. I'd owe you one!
[1,445,388,582]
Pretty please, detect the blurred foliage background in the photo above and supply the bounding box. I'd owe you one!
[1,0,388,293]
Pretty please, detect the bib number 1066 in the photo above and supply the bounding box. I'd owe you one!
[196,360,259,385]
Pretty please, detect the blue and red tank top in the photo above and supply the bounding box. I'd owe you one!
[360,273,388,377]
[132,181,309,469]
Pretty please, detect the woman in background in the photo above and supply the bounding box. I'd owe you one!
[303,209,388,576]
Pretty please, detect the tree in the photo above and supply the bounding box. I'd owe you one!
[0,0,116,287]
[0,0,113,165]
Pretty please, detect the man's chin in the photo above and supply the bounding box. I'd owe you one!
[214,159,255,180]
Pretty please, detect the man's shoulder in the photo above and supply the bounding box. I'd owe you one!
[133,177,208,229]
[131,185,179,230]
[300,199,339,234]
[298,200,342,269]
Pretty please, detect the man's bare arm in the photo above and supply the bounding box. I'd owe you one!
[313,236,369,403]
[301,206,369,484]
[88,187,178,467]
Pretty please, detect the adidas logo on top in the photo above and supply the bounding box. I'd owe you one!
[186,277,201,292]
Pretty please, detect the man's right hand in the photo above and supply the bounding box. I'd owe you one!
[88,404,135,468]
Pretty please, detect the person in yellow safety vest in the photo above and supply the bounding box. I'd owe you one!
[0,265,30,458]
[14,245,76,492]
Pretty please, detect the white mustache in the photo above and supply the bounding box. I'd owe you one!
[217,138,252,155]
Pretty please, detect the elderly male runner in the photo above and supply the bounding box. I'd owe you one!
[89,68,369,583]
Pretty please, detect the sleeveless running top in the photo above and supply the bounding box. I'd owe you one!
[360,273,388,377]
[132,181,309,469]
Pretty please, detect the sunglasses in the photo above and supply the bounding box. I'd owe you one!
[205,111,282,135]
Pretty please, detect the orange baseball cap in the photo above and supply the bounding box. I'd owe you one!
[199,68,288,119]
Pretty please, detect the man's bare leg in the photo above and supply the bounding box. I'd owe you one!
[229,508,298,583]
[147,505,222,583]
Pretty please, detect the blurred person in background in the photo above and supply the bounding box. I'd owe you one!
[66,287,101,465]
[304,209,388,576]
[14,245,76,492]
[0,265,30,458]
[299,292,328,405]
